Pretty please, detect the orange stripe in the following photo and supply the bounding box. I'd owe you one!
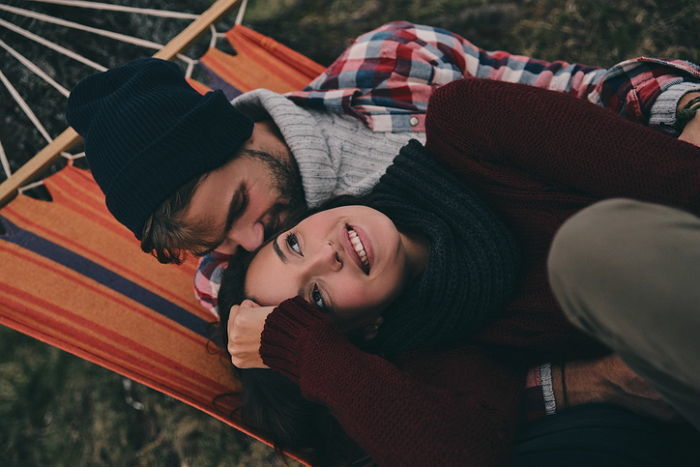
[229,36,310,91]
[0,244,206,347]
[187,77,213,95]
[0,282,232,396]
[0,307,217,408]
[55,166,109,211]
[48,168,200,279]
[232,25,324,78]
[49,171,123,230]
[2,207,205,317]
[43,179,133,238]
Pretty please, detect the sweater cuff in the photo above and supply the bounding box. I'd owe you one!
[260,296,329,383]
[649,82,700,134]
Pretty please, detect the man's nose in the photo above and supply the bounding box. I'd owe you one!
[216,222,264,254]
[307,242,342,274]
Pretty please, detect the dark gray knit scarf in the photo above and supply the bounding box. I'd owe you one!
[366,139,519,356]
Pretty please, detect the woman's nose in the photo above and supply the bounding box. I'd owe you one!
[308,242,342,274]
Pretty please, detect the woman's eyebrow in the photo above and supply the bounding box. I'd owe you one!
[272,234,288,264]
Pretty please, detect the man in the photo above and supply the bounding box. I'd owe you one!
[66,22,700,314]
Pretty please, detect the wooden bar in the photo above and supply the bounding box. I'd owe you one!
[0,128,80,205]
[0,0,241,207]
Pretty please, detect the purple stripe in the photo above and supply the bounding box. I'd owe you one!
[196,62,242,101]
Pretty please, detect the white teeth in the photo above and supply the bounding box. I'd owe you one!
[347,228,369,267]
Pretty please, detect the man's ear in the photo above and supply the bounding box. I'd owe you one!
[362,316,384,341]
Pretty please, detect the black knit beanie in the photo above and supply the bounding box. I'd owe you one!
[65,58,254,239]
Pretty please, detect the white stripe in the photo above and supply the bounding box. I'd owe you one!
[0,38,70,97]
[0,18,107,71]
[0,70,53,144]
[27,0,199,20]
[0,4,163,50]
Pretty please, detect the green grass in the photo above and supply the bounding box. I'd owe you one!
[1,0,698,465]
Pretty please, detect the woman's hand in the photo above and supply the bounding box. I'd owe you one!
[226,299,275,369]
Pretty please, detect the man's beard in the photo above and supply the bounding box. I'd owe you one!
[239,148,307,240]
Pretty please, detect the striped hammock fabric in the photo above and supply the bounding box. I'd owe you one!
[0,24,324,457]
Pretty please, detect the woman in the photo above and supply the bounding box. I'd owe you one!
[222,79,700,465]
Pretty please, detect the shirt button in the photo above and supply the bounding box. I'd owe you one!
[409,116,419,127]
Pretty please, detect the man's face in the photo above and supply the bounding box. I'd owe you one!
[179,122,305,255]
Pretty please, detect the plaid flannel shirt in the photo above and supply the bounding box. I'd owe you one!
[286,21,700,134]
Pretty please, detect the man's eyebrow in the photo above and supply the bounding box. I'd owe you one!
[272,234,288,264]
[222,184,248,239]
[192,186,247,257]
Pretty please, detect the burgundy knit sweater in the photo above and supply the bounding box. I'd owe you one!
[427,78,700,363]
[260,80,700,466]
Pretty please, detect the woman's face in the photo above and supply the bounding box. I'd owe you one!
[244,206,424,326]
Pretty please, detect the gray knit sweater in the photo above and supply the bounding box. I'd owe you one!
[232,89,425,208]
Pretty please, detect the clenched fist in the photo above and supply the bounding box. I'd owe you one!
[226,299,276,369]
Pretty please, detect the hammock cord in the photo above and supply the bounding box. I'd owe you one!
[0,38,71,97]
[27,0,199,20]
[0,18,108,71]
[234,0,248,25]
[0,70,54,145]
[0,139,10,179]
[1,4,166,51]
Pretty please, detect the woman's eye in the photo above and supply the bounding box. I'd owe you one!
[311,284,327,311]
[285,233,302,255]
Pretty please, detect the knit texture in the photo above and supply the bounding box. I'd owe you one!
[367,140,520,355]
[649,81,700,132]
[66,58,254,238]
[231,89,422,208]
[426,77,700,362]
[261,297,522,467]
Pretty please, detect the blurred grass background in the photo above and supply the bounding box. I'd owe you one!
[1,0,698,465]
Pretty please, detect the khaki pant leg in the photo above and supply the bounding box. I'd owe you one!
[548,198,700,429]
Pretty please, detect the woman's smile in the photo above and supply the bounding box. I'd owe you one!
[342,224,371,274]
